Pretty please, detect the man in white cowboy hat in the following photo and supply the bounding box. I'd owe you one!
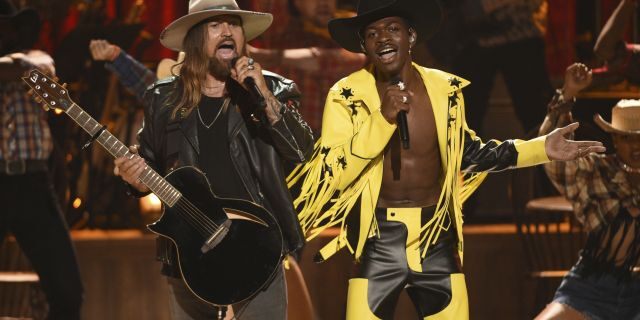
[1,0,84,319]
[288,0,606,318]
[537,64,640,320]
[112,0,314,319]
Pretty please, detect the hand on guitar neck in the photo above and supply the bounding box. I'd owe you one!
[114,145,150,193]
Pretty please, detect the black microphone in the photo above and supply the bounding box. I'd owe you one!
[391,76,410,149]
[231,57,266,108]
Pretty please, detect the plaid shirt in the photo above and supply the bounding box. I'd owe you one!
[106,51,157,102]
[546,154,640,275]
[545,154,639,232]
[0,78,53,161]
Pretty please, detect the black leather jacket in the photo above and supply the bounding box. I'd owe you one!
[137,72,314,275]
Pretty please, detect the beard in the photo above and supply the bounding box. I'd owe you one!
[208,56,232,79]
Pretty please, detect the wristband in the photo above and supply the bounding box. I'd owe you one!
[555,88,576,104]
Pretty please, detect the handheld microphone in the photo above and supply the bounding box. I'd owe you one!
[391,76,410,149]
[231,57,266,108]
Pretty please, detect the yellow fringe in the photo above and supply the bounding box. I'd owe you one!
[287,139,379,248]
[288,88,489,262]
[418,91,487,259]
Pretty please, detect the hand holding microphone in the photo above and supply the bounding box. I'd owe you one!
[231,56,266,108]
[381,76,411,149]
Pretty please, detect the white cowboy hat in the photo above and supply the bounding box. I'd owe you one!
[160,0,273,52]
[594,99,640,135]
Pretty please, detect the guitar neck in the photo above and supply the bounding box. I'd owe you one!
[65,103,181,207]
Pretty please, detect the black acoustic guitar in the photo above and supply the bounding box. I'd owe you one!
[23,69,284,306]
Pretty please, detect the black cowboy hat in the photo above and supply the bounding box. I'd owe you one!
[0,0,41,54]
[328,0,442,53]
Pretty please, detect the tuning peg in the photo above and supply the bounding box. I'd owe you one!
[53,76,59,82]
[34,96,42,103]
[27,89,34,96]
[41,104,51,111]
[62,83,67,88]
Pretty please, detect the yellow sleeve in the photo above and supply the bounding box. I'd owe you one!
[514,136,550,167]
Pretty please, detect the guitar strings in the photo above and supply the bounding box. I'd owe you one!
[177,199,220,233]
[176,203,213,235]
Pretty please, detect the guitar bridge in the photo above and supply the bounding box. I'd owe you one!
[200,219,232,253]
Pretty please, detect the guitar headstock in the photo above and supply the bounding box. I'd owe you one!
[21,69,72,113]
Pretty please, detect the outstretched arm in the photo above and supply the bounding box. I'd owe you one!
[464,63,604,173]
[594,0,637,61]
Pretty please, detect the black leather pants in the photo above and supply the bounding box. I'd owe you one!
[346,207,469,320]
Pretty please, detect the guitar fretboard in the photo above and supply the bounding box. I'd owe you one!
[65,103,181,207]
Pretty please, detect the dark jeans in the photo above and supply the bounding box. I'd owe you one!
[553,260,640,320]
[453,37,553,135]
[0,172,84,320]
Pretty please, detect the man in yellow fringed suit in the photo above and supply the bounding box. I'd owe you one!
[288,0,606,319]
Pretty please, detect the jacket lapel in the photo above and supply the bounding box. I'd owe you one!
[227,103,244,139]
[415,65,470,170]
[179,109,200,155]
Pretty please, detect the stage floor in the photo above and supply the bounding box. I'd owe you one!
[3,225,537,319]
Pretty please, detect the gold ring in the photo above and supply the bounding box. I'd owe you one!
[401,96,408,103]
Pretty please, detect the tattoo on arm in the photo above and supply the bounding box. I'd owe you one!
[264,93,283,125]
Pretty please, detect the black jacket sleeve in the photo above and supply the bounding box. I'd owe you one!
[264,74,314,164]
[461,129,518,173]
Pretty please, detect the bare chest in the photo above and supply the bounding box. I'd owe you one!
[379,84,442,207]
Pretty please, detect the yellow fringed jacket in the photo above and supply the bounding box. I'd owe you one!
[287,63,550,263]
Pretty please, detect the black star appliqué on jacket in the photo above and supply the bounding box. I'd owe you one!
[448,92,459,108]
[337,156,347,169]
[340,87,354,100]
[321,146,334,177]
[448,77,462,88]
